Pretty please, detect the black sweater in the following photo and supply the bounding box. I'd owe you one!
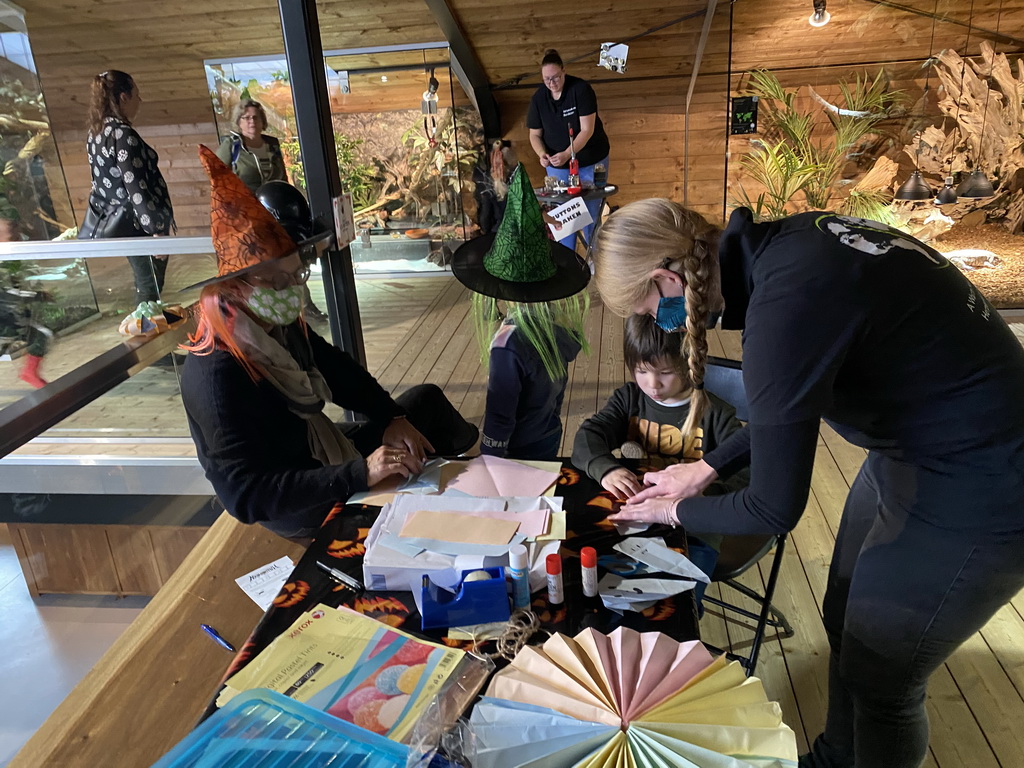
[180,324,403,533]
[481,322,582,457]
[86,116,174,235]
[687,209,1024,536]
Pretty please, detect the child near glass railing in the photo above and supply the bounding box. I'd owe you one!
[0,212,54,388]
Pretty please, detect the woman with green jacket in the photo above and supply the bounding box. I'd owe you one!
[215,99,287,193]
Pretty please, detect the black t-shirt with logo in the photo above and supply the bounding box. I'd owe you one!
[527,75,610,168]
[682,208,1024,536]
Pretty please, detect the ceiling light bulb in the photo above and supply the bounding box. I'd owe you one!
[380,75,388,83]
[809,0,830,26]
[809,8,830,26]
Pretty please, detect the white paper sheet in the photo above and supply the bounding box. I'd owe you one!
[546,196,594,239]
[235,555,294,610]
[598,574,696,613]
[614,537,711,584]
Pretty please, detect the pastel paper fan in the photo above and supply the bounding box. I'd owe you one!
[470,627,797,768]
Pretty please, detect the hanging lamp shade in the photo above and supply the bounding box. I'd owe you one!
[935,176,958,205]
[956,168,995,199]
[894,170,933,201]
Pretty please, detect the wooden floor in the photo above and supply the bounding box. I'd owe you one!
[4,273,1024,766]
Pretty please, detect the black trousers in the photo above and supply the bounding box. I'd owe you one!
[127,254,168,305]
[806,452,1024,768]
[343,383,478,458]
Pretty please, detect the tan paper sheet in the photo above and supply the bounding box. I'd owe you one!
[399,509,520,545]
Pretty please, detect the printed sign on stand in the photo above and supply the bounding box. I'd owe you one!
[546,196,593,239]
[332,193,355,247]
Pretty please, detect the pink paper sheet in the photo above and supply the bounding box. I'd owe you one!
[629,640,717,719]
[575,628,621,717]
[445,455,560,498]
[611,627,642,718]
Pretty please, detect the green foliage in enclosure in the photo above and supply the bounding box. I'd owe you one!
[733,69,902,222]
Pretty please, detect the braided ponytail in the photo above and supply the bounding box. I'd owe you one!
[680,234,713,442]
[87,70,134,138]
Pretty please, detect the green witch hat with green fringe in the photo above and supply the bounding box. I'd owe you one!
[452,163,589,303]
[454,163,590,381]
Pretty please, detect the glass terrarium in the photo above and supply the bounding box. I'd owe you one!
[206,46,484,275]
[724,0,1024,310]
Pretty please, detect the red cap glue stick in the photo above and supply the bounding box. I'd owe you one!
[546,553,564,605]
[581,546,598,598]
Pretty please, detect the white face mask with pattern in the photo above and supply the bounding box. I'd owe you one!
[245,285,303,326]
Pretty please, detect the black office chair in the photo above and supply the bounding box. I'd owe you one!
[700,355,794,675]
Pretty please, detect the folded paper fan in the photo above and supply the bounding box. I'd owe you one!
[471,627,797,768]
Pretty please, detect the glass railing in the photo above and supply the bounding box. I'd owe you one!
[0,237,216,418]
[0,235,452,468]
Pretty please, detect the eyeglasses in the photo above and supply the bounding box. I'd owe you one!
[543,75,563,84]
[245,264,310,290]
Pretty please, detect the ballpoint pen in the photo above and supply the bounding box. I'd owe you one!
[316,560,364,592]
[200,623,236,652]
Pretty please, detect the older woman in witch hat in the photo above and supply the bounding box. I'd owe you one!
[180,146,477,539]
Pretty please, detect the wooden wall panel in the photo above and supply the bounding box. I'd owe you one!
[12,523,120,595]
[150,527,209,582]
[496,73,728,221]
[106,526,164,595]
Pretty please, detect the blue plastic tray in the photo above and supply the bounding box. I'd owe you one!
[150,689,410,767]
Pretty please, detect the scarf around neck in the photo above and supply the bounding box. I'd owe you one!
[232,312,361,468]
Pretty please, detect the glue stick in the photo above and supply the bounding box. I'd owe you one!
[546,553,564,605]
[581,546,598,598]
[508,544,531,609]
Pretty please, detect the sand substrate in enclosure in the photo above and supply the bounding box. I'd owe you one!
[933,224,1024,309]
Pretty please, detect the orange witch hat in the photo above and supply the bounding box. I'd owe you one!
[181,145,298,291]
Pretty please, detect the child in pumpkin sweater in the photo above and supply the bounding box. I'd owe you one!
[572,314,750,607]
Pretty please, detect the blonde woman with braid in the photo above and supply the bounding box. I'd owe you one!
[590,199,1024,768]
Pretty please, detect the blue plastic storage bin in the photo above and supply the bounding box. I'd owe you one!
[150,689,410,768]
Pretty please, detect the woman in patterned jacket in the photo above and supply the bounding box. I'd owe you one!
[84,70,175,305]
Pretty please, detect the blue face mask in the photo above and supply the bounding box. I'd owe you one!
[655,296,689,332]
[654,296,724,333]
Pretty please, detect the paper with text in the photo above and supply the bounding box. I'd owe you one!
[234,555,294,610]
[547,196,594,238]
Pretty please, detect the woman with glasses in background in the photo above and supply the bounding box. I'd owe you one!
[527,49,610,247]
[180,147,478,539]
[215,99,287,193]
